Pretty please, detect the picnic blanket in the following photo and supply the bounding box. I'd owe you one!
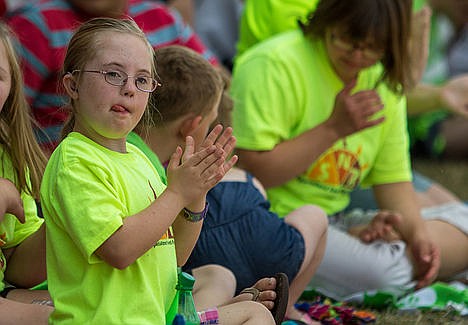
[289,281,467,324]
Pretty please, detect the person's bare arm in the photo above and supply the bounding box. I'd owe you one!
[0,178,25,224]
[0,297,52,325]
[4,289,51,306]
[239,81,384,188]
[96,127,236,269]
[408,6,432,88]
[373,182,440,288]
[407,75,468,117]
[4,224,46,288]
[172,126,237,266]
[237,122,340,188]
[95,145,220,269]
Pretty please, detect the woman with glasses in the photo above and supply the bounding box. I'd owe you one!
[231,0,467,300]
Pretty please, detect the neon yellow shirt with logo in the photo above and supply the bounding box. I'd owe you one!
[232,30,412,216]
[41,132,177,324]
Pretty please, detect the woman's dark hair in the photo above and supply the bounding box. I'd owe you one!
[300,0,413,94]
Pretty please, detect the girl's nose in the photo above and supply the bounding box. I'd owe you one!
[120,77,137,96]
[349,48,367,61]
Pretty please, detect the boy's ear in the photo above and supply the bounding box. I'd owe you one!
[180,115,202,138]
[63,73,79,99]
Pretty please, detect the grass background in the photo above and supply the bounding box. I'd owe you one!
[371,309,466,324]
[413,158,468,201]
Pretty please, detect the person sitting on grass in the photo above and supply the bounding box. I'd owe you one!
[40,17,280,325]
[128,44,327,325]
[0,22,52,324]
[231,0,467,300]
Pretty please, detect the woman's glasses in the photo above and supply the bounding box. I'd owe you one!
[73,70,161,92]
[330,32,383,61]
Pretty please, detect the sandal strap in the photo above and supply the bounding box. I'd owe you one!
[240,287,261,301]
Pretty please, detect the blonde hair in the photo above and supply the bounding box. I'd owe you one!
[212,68,233,128]
[148,45,223,126]
[0,22,47,199]
[61,17,156,138]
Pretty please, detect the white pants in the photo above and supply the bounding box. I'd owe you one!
[308,203,468,300]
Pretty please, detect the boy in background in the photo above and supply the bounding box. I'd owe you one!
[128,45,327,324]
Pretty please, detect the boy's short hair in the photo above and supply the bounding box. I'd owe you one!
[212,68,233,128]
[150,45,224,126]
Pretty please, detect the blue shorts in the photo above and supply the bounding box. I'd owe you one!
[183,174,305,294]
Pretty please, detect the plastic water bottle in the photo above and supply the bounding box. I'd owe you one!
[172,314,186,325]
[176,272,200,325]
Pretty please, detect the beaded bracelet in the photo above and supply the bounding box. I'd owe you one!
[183,202,209,222]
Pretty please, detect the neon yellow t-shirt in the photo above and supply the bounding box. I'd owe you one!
[0,146,43,290]
[41,132,177,324]
[236,0,318,58]
[127,132,167,184]
[231,30,411,216]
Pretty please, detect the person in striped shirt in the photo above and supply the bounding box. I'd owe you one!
[6,0,218,154]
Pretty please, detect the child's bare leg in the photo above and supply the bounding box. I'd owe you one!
[426,220,468,279]
[193,264,287,311]
[0,297,52,325]
[192,264,236,310]
[4,289,51,306]
[283,205,327,322]
[217,301,275,325]
[416,183,459,208]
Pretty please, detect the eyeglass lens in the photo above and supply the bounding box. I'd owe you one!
[105,71,156,92]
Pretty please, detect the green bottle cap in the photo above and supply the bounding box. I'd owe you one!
[176,272,195,291]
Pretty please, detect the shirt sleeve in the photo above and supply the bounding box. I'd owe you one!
[133,3,218,66]
[362,91,412,186]
[47,162,124,263]
[4,192,44,249]
[231,53,298,151]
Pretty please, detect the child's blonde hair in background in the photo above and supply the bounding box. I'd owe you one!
[60,17,156,139]
[212,67,234,128]
[0,22,46,199]
[147,45,223,127]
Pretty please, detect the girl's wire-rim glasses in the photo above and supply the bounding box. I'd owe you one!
[72,70,161,92]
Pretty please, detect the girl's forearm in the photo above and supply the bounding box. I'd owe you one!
[373,182,426,241]
[406,84,443,115]
[237,122,340,188]
[172,214,203,266]
[95,188,186,269]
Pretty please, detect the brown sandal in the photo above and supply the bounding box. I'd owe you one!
[239,287,261,301]
[240,273,289,325]
[271,273,289,325]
